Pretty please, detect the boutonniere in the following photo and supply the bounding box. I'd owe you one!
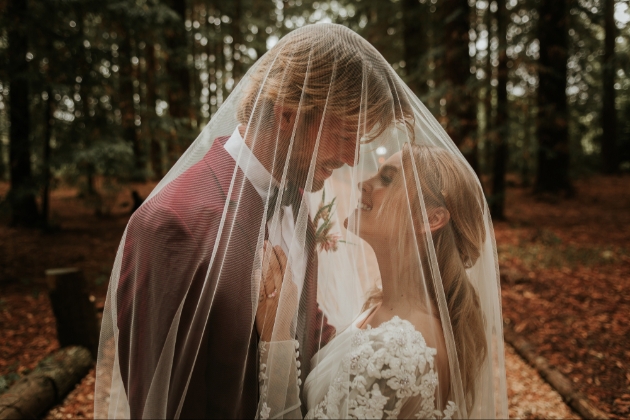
[313,189,342,252]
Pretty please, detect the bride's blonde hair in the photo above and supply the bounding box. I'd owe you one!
[364,143,487,413]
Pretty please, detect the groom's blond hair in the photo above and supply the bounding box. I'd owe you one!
[237,24,414,142]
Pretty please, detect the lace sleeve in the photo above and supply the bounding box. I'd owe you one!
[306,317,457,419]
[258,340,303,419]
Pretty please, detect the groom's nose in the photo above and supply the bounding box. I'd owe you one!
[340,138,357,167]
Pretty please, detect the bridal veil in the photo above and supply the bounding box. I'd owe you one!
[95,23,508,419]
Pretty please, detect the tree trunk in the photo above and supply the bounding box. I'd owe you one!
[483,3,494,175]
[252,0,272,60]
[118,24,143,180]
[438,0,479,173]
[75,6,98,197]
[0,347,92,420]
[146,43,163,179]
[401,0,429,98]
[521,95,534,187]
[535,0,573,195]
[215,5,225,108]
[41,88,53,229]
[491,0,508,219]
[6,0,39,227]
[602,0,617,174]
[232,0,244,83]
[164,0,192,162]
[46,268,100,358]
[165,0,192,122]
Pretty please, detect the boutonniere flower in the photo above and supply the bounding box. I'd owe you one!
[313,189,342,252]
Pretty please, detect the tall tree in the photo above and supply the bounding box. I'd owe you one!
[437,0,479,173]
[165,0,193,133]
[41,85,53,229]
[491,0,509,219]
[75,5,99,194]
[482,0,495,175]
[231,0,244,82]
[602,0,618,173]
[6,0,39,226]
[118,23,144,180]
[535,0,572,194]
[251,0,275,61]
[146,42,163,178]
[336,0,404,65]
[401,0,430,98]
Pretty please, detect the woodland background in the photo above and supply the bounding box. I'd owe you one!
[1,0,630,223]
[0,0,629,418]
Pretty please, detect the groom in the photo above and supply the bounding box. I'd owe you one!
[115,26,406,419]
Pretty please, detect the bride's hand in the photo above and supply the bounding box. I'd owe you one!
[256,241,298,342]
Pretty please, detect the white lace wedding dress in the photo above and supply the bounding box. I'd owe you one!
[259,308,458,419]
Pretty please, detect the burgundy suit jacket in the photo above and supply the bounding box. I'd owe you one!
[116,136,335,419]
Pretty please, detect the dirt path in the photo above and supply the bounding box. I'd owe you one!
[505,345,577,418]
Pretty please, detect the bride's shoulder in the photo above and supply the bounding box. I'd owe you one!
[355,316,437,359]
[354,311,449,370]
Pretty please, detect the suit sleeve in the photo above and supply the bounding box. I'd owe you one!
[116,203,201,419]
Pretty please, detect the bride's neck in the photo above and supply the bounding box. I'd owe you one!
[371,244,421,311]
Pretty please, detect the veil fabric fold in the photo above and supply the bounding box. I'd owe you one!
[95,23,508,419]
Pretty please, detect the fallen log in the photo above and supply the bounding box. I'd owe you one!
[504,324,609,419]
[0,346,93,420]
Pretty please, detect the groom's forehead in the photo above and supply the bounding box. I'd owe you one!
[321,114,360,133]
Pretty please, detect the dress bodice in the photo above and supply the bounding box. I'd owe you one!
[303,310,457,419]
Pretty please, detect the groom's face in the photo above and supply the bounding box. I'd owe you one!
[282,112,358,192]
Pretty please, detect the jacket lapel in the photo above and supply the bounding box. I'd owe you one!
[203,136,266,255]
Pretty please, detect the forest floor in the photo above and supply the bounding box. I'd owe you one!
[0,174,628,418]
[494,174,630,418]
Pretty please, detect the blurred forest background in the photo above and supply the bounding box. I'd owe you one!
[1,0,629,418]
[0,0,629,225]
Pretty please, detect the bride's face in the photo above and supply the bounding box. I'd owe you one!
[344,151,402,243]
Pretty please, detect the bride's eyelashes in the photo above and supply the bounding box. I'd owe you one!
[378,165,398,186]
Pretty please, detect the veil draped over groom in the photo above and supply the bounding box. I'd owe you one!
[95,24,508,419]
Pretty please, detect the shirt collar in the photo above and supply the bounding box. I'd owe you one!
[223,126,278,201]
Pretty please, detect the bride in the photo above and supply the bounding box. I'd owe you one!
[257,143,497,419]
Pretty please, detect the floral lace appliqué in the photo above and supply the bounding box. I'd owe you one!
[305,317,458,419]
[258,342,271,420]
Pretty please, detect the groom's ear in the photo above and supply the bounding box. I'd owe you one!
[428,207,450,233]
[274,105,297,132]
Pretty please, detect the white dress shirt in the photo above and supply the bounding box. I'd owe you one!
[223,127,308,298]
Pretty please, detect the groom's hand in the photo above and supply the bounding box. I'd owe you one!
[256,242,298,342]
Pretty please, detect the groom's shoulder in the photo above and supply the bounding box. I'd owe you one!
[128,137,234,234]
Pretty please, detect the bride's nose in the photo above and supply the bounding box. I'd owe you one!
[357,180,372,193]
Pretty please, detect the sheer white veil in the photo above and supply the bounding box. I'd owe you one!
[94,23,508,419]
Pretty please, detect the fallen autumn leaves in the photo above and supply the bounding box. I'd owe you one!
[1,175,628,418]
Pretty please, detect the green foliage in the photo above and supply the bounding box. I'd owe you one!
[498,228,628,269]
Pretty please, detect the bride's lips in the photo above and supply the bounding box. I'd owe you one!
[358,199,372,211]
